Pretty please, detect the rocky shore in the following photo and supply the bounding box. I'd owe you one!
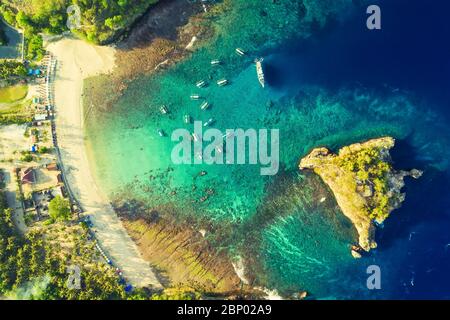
[299,137,422,254]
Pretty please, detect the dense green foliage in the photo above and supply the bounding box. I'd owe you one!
[48,195,72,221]
[0,0,159,44]
[0,25,8,45]
[0,191,130,299]
[338,147,392,221]
[0,60,27,79]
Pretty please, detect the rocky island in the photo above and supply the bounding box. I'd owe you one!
[299,137,422,256]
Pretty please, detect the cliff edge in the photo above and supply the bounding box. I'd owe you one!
[299,137,422,254]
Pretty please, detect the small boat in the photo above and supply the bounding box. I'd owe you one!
[196,80,206,88]
[216,145,223,154]
[184,114,192,124]
[157,129,166,137]
[217,79,229,86]
[255,58,265,88]
[204,118,215,127]
[200,101,210,110]
[235,48,246,56]
[190,94,201,100]
[192,132,200,142]
[211,59,221,66]
[160,105,169,114]
[222,132,234,139]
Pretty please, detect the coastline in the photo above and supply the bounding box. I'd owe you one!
[47,37,161,288]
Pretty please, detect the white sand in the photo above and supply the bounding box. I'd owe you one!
[47,38,161,288]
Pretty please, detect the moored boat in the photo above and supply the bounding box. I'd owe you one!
[235,48,246,56]
[190,94,201,100]
[192,132,200,142]
[196,80,207,88]
[160,105,169,114]
[200,101,210,110]
[217,79,229,86]
[255,58,265,88]
[204,118,215,127]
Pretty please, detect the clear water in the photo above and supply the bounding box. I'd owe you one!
[87,0,450,299]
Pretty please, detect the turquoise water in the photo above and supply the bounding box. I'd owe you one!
[87,0,450,298]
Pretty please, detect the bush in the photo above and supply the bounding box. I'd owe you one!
[48,196,72,221]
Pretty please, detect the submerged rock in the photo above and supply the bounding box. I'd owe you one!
[299,137,422,253]
[351,250,362,259]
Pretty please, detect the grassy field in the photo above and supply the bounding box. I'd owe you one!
[0,84,28,103]
[0,98,31,125]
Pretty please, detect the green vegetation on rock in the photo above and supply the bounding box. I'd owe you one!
[336,147,392,221]
[300,137,421,252]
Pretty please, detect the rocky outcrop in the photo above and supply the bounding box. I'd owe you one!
[299,137,422,253]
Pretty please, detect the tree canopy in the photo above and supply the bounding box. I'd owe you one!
[48,196,72,221]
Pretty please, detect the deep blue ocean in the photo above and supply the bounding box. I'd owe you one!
[271,0,450,299]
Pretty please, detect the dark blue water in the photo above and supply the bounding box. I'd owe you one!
[266,0,450,299]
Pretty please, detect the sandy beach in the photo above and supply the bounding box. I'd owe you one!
[47,38,161,288]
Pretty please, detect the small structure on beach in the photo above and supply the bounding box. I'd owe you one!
[34,114,47,121]
[21,167,36,185]
[46,162,58,171]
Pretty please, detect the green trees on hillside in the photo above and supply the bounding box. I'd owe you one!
[0,190,129,299]
[0,0,159,45]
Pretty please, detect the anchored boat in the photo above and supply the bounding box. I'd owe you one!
[217,79,229,87]
[200,101,210,110]
[196,80,206,88]
[184,114,192,124]
[235,48,246,56]
[204,118,215,127]
[157,129,166,137]
[190,94,201,100]
[255,58,265,88]
[211,59,221,66]
[160,105,169,114]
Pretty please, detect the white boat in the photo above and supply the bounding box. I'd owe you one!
[192,132,200,142]
[160,105,169,114]
[217,79,229,86]
[157,129,165,137]
[190,94,201,100]
[255,58,265,88]
[196,80,206,88]
[211,59,221,66]
[200,101,210,110]
[235,48,246,56]
[204,118,215,127]
[184,114,191,124]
